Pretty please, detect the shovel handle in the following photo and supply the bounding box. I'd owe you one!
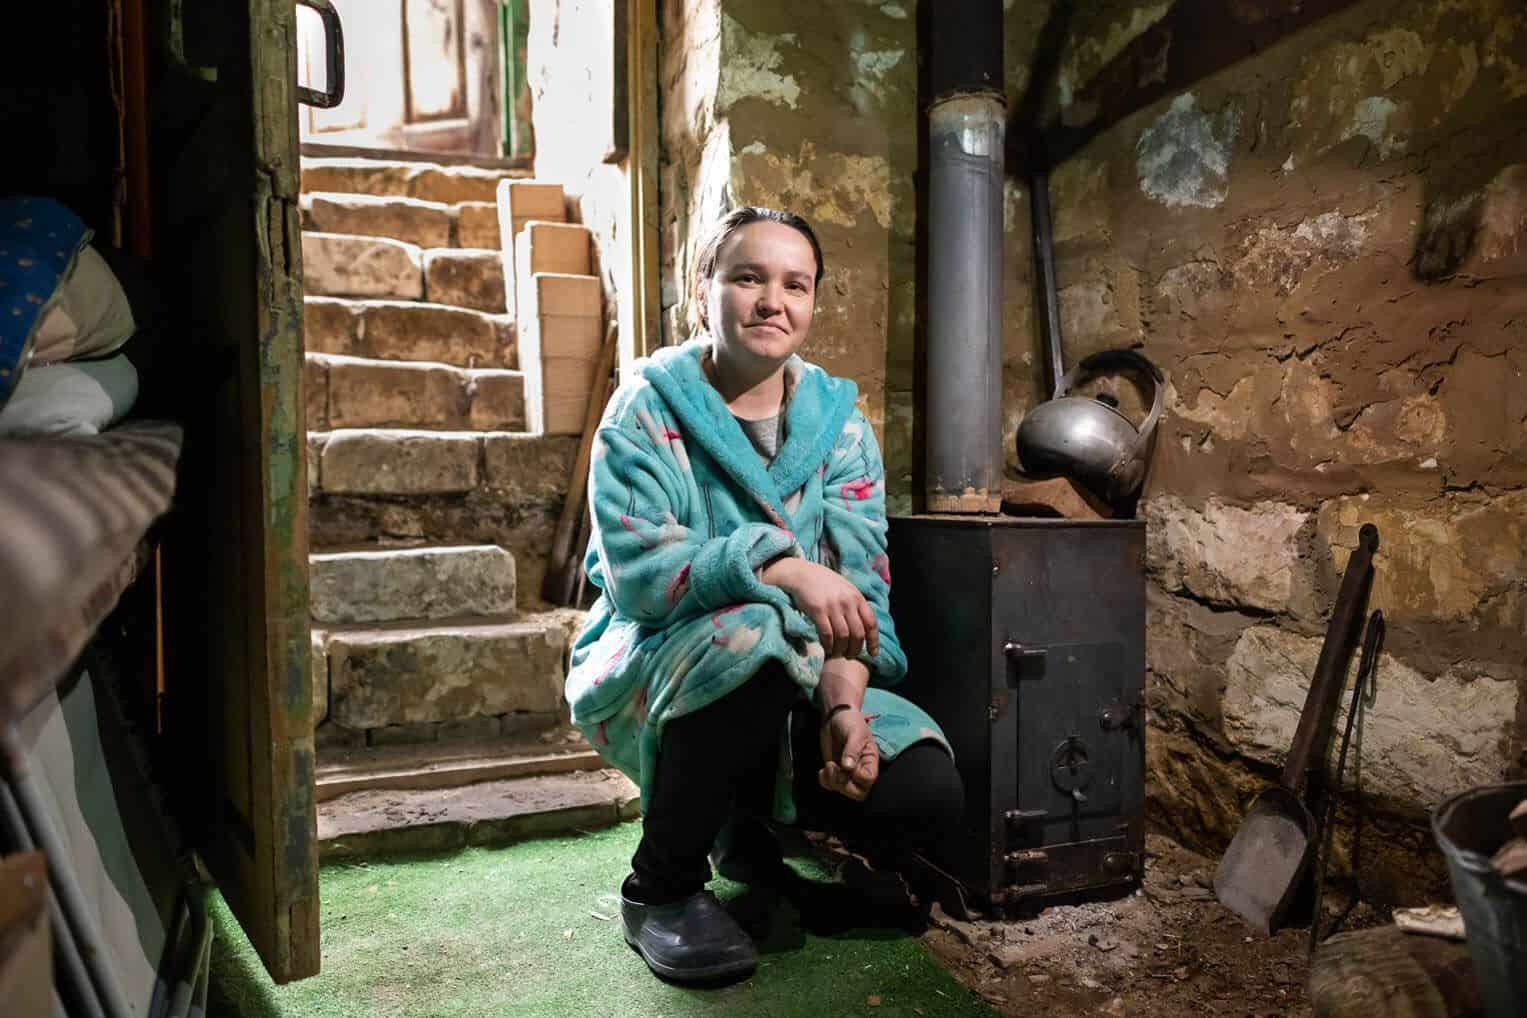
[1281,524,1379,791]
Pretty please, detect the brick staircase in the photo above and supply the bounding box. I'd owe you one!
[300,158,608,790]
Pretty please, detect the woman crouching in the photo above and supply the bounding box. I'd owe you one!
[564,206,962,984]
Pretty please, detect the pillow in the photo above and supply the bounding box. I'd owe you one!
[31,244,136,365]
[0,353,139,437]
[0,196,93,407]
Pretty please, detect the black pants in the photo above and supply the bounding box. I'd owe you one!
[629,663,964,903]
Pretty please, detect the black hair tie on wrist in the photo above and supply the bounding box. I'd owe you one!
[821,703,854,724]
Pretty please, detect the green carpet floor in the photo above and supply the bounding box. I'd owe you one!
[208,821,993,1017]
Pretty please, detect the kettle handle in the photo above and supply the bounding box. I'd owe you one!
[1058,348,1165,457]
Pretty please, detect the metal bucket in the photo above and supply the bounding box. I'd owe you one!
[1431,782,1527,1018]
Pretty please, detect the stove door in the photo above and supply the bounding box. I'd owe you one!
[989,524,1145,899]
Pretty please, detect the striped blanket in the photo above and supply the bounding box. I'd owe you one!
[0,421,182,729]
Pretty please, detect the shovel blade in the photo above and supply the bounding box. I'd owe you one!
[1213,789,1314,934]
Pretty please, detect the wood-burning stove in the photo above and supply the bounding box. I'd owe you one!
[889,514,1146,913]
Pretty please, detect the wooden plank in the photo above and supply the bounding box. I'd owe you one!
[542,323,618,604]
[158,0,317,985]
[1000,475,1113,520]
[248,0,319,982]
[299,141,528,169]
[122,0,153,257]
[629,0,660,363]
[315,746,604,802]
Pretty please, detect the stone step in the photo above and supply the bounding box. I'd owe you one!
[317,615,568,731]
[302,232,506,311]
[456,202,501,250]
[314,732,601,802]
[303,231,423,301]
[306,354,525,431]
[307,436,580,605]
[302,192,453,249]
[314,693,587,753]
[308,428,575,497]
[423,248,507,313]
[310,428,481,496]
[309,544,517,625]
[301,157,528,204]
[304,296,515,369]
[300,192,505,251]
[317,769,638,861]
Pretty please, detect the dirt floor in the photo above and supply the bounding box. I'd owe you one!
[909,834,1388,1018]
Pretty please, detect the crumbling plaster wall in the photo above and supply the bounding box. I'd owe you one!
[658,0,917,454]
[1037,0,1527,901]
[658,0,1527,902]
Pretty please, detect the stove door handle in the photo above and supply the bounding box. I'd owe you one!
[1002,642,1047,686]
[1003,641,1047,663]
[1099,701,1139,731]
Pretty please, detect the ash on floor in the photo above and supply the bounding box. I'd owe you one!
[914,834,1388,1018]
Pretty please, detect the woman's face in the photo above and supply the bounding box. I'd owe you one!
[702,220,817,368]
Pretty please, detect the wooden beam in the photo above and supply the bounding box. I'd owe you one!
[1041,0,1361,166]
[628,0,660,362]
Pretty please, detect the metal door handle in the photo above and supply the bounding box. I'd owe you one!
[168,0,219,82]
[1003,642,1047,663]
[297,0,346,108]
[1002,642,1047,688]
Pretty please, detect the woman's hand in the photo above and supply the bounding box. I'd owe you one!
[819,707,879,801]
[761,558,879,659]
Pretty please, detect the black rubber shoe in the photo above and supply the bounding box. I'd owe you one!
[709,813,789,886]
[620,884,758,984]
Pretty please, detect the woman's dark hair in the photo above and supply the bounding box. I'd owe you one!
[690,206,825,332]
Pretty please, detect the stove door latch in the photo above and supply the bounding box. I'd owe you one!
[1099,693,1143,731]
[1005,848,1050,885]
[1002,641,1048,683]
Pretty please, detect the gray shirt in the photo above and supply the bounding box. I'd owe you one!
[734,412,783,464]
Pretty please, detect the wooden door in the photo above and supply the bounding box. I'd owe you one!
[299,0,502,157]
[153,0,319,983]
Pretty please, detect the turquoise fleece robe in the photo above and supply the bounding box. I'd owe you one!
[565,339,950,823]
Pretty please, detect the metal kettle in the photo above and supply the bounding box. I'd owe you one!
[1015,348,1163,504]
[1018,164,1163,506]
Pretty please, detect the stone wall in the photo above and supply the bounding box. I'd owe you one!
[658,0,917,466]
[1039,0,1527,902]
[657,0,722,344]
[656,0,1527,903]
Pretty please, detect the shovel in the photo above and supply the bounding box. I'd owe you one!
[1213,523,1380,934]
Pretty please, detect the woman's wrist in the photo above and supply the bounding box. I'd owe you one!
[759,554,801,591]
[817,658,869,712]
[820,702,857,725]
